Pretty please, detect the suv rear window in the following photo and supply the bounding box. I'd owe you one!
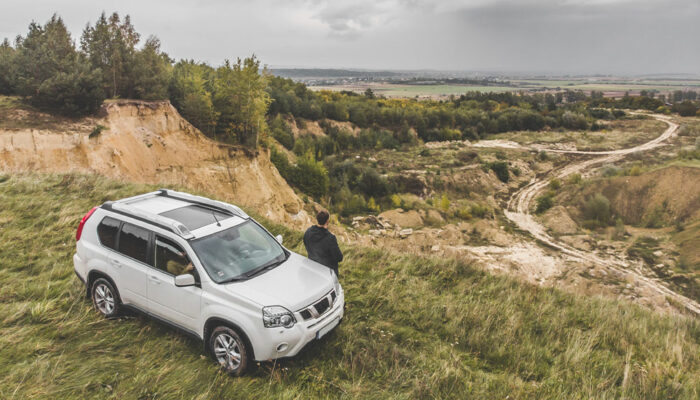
[97,217,121,250]
[118,223,151,265]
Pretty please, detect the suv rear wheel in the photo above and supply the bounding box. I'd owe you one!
[91,278,121,318]
[210,326,249,376]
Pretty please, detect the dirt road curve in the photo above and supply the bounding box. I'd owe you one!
[501,114,700,315]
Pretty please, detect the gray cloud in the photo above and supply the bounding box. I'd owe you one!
[0,0,698,74]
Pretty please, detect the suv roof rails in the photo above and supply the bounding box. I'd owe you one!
[100,189,249,239]
[157,189,249,220]
[102,201,195,239]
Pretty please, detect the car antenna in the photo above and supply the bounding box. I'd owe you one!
[211,209,221,227]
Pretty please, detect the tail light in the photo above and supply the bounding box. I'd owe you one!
[76,207,98,241]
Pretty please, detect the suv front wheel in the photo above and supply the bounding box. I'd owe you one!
[91,278,121,318]
[210,326,249,376]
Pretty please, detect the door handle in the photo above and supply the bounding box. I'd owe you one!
[111,259,122,268]
[149,276,162,284]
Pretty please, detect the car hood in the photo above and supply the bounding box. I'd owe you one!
[225,252,335,310]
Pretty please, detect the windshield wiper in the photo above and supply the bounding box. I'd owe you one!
[219,276,248,284]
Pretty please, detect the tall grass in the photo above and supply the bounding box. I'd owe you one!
[1,173,699,399]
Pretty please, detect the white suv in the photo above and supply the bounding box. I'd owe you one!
[73,189,344,376]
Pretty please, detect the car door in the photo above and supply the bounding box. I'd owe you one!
[112,222,152,309]
[147,235,202,332]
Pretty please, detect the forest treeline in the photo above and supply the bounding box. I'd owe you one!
[1,13,698,150]
[0,13,268,147]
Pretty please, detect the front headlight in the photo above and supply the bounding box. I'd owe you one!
[262,306,296,328]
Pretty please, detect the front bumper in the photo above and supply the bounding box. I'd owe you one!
[253,287,345,361]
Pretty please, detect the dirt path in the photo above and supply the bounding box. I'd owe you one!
[498,113,700,315]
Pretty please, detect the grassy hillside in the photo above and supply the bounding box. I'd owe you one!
[1,173,699,399]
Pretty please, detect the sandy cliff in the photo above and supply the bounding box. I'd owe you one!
[0,100,310,228]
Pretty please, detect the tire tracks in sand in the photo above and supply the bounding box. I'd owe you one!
[498,113,700,315]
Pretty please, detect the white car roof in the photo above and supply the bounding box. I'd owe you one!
[126,196,191,215]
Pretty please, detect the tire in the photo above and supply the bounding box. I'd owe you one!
[209,326,249,376]
[91,277,121,318]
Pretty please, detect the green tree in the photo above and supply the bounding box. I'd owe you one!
[13,15,104,115]
[213,56,270,148]
[0,38,15,94]
[583,193,611,226]
[169,60,217,134]
[131,36,171,100]
[80,12,140,98]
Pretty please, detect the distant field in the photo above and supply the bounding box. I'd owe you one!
[311,84,517,98]
[311,79,700,98]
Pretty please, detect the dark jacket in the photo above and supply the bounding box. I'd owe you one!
[303,225,343,275]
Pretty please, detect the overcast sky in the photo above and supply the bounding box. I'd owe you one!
[1,0,699,75]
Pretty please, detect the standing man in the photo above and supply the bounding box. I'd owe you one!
[303,210,343,278]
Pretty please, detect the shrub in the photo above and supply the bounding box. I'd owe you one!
[269,115,295,149]
[456,150,478,163]
[271,148,329,199]
[470,203,490,218]
[561,111,589,130]
[357,169,390,199]
[582,193,611,226]
[601,165,622,177]
[289,153,329,198]
[548,178,561,190]
[488,161,510,183]
[89,124,106,139]
[439,193,450,211]
[535,192,555,214]
[567,173,582,185]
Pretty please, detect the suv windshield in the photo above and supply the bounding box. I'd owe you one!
[190,220,287,283]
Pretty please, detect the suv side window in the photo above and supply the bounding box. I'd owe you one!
[97,217,121,250]
[154,236,193,276]
[118,222,151,265]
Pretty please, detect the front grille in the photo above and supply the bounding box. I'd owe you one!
[298,289,336,321]
[314,297,330,315]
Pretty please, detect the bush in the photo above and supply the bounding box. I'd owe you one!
[470,203,490,218]
[561,111,589,130]
[271,148,329,199]
[456,150,479,163]
[567,174,582,185]
[89,124,106,139]
[439,193,450,211]
[357,169,390,199]
[535,192,555,214]
[548,178,561,190]
[582,193,611,226]
[289,153,329,198]
[601,165,622,177]
[269,115,295,149]
[673,101,699,117]
[488,161,510,183]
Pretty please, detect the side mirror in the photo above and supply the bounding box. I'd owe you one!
[275,234,283,244]
[174,274,195,287]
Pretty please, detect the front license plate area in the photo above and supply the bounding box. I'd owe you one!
[315,317,339,340]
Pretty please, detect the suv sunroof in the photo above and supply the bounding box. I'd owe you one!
[159,205,231,231]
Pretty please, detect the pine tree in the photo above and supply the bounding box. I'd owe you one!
[13,15,104,115]
[80,12,140,98]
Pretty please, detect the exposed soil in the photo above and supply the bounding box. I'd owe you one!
[501,113,700,315]
[0,100,312,228]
